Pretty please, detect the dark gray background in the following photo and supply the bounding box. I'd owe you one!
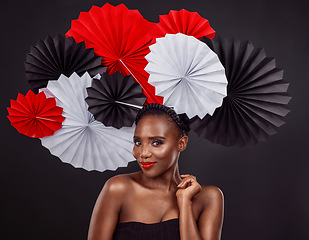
[1,0,308,239]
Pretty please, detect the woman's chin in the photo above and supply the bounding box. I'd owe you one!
[140,167,161,178]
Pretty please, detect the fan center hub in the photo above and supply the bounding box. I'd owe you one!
[180,75,190,82]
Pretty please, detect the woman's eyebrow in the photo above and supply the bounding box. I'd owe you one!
[149,136,165,140]
[133,136,165,140]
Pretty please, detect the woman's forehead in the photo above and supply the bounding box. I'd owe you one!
[134,115,179,137]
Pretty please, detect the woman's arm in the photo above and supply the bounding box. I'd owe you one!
[197,186,224,240]
[177,175,224,240]
[88,176,126,240]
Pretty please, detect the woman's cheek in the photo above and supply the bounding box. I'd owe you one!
[152,147,166,159]
[132,147,139,160]
[154,147,173,161]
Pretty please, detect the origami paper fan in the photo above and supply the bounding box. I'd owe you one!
[40,72,135,171]
[154,9,215,41]
[86,72,146,129]
[25,34,105,93]
[145,33,228,119]
[188,36,291,147]
[7,90,65,138]
[66,3,163,104]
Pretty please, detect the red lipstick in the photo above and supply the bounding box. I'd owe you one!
[140,162,156,169]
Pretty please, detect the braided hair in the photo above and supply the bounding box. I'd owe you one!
[135,103,189,137]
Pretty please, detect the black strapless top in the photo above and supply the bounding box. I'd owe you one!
[113,218,180,240]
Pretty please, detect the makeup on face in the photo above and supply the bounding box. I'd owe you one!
[140,162,156,169]
[133,115,181,175]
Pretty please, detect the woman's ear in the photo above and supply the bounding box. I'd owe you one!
[178,135,188,152]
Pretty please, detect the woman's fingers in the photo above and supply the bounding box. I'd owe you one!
[176,174,202,202]
[177,175,197,188]
[177,178,192,188]
[180,174,196,180]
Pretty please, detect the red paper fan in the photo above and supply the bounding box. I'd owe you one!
[7,90,65,138]
[66,3,163,104]
[154,9,215,40]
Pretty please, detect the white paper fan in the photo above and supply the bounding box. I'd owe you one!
[145,33,228,119]
[40,72,135,172]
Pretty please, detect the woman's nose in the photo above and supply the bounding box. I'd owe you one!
[140,145,151,159]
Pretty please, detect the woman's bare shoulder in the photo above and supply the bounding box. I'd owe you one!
[201,185,223,197]
[198,185,224,207]
[193,185,224,207]
[101,172,141,196]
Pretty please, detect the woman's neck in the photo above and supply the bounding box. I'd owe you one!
[140,162,182,192]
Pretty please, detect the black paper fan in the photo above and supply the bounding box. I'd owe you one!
[188,36,291,147]
[85,72,147,129]
[25,34,106,93]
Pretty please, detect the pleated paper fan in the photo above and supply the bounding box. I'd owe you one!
[40,72,135,172]
[86,72,146,129]
[25,34,105,93]
[154,9,215,40]
[188,36,291,147]
[145,33,228,119]
[66,3,162,104]
[7,90,65,138]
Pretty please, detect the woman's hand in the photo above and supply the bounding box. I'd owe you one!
[176,174,202,204]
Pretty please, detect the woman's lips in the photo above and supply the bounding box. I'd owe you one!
[140,162,156,169]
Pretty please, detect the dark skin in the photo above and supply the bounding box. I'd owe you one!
[88,114,224,240]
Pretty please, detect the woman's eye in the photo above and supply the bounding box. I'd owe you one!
[134,141,142,146]
[152,141,163,146]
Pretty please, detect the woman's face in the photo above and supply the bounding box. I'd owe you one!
[133,114,187,177]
